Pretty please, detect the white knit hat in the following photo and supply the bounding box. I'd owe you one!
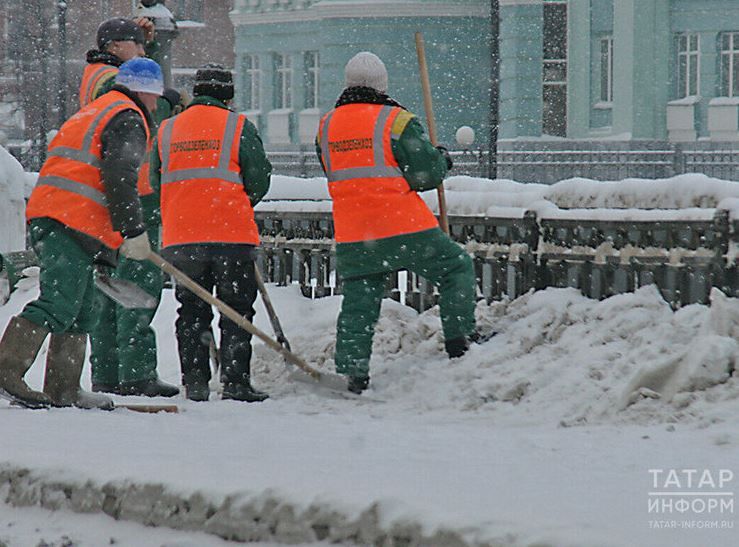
[344,52,388,93]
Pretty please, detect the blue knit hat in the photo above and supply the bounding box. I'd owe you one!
[117,57,164,96]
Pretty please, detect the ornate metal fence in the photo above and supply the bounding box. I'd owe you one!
[253,208,737,312]
[2,210,735,312]
[264,142,739,183]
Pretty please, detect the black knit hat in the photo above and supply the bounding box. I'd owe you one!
[96,18,145,50]
[193,63,234,102]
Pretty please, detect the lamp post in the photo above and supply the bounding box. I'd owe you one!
[133,0,179,88]
[29,0,50,170]
[489,0,500,180]
[57,1,68,124]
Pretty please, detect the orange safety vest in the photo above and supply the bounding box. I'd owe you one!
[158,105,259,248]
[317,103,438,243]
[26,90,150,250]
[79,62,118,108]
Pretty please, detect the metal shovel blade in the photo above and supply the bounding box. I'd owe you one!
[288,368,349,392]
[94,274,158,309]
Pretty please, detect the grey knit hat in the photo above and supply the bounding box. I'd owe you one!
[344,52,388,93]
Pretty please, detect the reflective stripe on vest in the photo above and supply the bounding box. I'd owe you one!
[37,99,128,194]
[27,91,149,249]
[158,106,259,247]
[318,103,438,244]
[159,111,243,186]
[80,64,118,108]
[46,99,128,167]
[320,106,404,182]
[35,175,108,206]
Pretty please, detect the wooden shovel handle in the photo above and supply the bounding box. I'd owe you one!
[415,31,450,235]
[147,251,321,380]
[117,404,179,414]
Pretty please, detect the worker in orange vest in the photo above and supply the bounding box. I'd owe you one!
[80,16,183,120]
[79,17,153,108]
[87,129,180,399]
[150,64,272,402]
[316,52,477,394]
[79,19,183,398]
[0,58,164,409]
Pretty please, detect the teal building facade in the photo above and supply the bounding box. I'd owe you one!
[500,0,739,142]
[229,0,490,147]
[230,0,739,149]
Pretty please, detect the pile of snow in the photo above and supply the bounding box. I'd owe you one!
[0,145,32,253]
[246,285,739,428]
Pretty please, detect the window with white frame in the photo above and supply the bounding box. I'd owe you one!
[720,32,739,97]
[599,36,614,103]
[542,0,567,136]
[242,54,261,111]
[676,33,700,98]
[304,51,319,109]
[274,53,292,109]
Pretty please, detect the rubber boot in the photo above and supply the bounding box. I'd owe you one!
[119,378,180,398]
[0,316,52,407]
[220,335,268,403]
[222,381,269,402]
[347,375,370,395]
[221,361,268,403]
[43,333,114,410]
[445,336,470,359]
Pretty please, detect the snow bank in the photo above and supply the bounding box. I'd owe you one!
[0,465,482,546]
[0,145,31,253]
[252,286,739,428]
[258,173,739,222]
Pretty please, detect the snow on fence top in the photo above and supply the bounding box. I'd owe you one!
[258,173,739,221]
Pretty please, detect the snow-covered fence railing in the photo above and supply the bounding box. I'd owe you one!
[535,208,737,307]
[252,206,737,312]
[2,211,735,312]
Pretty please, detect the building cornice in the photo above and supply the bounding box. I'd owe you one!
[230,2,488,26]
[230,10,320,25]
[500,0,542,5]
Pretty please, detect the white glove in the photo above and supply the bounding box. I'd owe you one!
[119,232,151,261]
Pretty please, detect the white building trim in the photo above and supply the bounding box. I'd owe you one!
[500,0,542,5]
[230,2,488,26]
[313,2,488,18]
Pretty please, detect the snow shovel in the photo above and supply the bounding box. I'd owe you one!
[254,267,291,353]
[145,251,348,392]
[94,272,158,309]
[253,268,320,390]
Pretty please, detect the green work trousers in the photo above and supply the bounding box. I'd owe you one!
[21,218,102,334]
[90,222,163,386]
[334,228,476,378]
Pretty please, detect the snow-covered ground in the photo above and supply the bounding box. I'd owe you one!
[1,269,738,546]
